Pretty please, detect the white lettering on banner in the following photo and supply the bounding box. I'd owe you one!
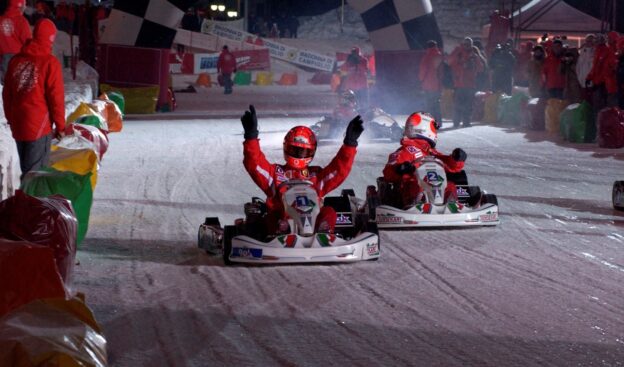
[194,53,220,74]
[201,21,336,72]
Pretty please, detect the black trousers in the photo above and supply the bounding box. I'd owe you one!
[453,88,475,126]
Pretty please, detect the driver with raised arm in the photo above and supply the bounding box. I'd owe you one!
[383,112,466,209]
[242,105,364,234]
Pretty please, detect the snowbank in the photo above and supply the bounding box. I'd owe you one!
[297,5,369,41]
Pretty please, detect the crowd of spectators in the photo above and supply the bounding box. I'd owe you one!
[419,30,624,130]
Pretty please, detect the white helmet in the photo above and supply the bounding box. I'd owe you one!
[404,112,438,147]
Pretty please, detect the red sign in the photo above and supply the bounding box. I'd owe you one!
[234,49,270,71]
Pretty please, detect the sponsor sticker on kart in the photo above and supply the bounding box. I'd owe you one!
[366,242,380,256]
[336,213,352,225]
[479,212,499,222]
[376,214,403,224]
[456,186,469,197]
[232,247,263,259]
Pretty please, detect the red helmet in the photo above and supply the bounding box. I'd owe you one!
[283,126,317,169]
[404,112,438,147]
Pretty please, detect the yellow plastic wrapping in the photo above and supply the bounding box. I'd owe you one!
[440,88,454,120]
[100,84,159,114]
[255,71,273,86]
[545,98,569,134]
[49,147,99,190]
[0,297,108,367]
[67,103,107,131]
[483,93,501,124]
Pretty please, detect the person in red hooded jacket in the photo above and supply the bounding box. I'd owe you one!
[383,112,466,209]
[241,105,363,236]
[0,0,31,83]
[418,40,443,126]
[2,19,65,179]
[541,38,566,99]
[448,37,485,127]
[340,47,369,107]
[217,45,237,94]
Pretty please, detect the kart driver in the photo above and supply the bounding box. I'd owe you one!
[382,112,467,209]
[241,105,364,235]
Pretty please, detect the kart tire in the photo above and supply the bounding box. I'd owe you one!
[481,194,498,206]
[613,181,624,211]
[222,225,237,266]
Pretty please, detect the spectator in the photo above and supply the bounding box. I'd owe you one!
[217,45,236,95]
[617,38,624,109]
[340,46,369,108]
[527,44,546,98]
[489,43,516,95]
[0,0,31,84]
[287,14,299,39]
[3,19,65,180]
[181,7,202,32]
[587,34,618,111]
[418,40,443,125]
[561,49,582,103]
[268,22,279,38]
[31,1,52,25]
[514,41,533,87]
[576,34,595,101]
[542,39,566,99]
[448,37,485,127]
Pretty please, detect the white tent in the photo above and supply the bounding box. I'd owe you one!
[513,0,607,35]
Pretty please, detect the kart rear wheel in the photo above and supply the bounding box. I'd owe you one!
[222,225,237,266]
[613,181,624,211]
[481,194,498,206]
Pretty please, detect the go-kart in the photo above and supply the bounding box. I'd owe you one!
[198,180,380,264]
[613,181,624,211]
[311,107,403,142]
[367,156,500,228]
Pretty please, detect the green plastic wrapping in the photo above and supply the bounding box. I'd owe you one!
[560,101,592,143]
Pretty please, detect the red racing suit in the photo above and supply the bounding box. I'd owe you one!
[243,138,357,231]
[217,49,237,74]
[383,138,464,207]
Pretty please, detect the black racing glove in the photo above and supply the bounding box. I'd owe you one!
[452,148,467,162]
[241,105,259,139]
[344,115,364,147]
[395,162,416,175]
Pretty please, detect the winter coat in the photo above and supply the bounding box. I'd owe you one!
[217,49,237,74]
[587,44,618,94]
[561,61,583,103]
[575,46,594,85]
[448,46,484,89]
[2,19,65,142]
[418,47,443,92]
[243,138,356,219]
[542,54,566,90]
[383,138,464,184]
[341,51,369,92]
[0,0,32,55]
[527,59,545,98]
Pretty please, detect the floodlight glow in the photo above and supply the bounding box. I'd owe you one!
[210,4,217,11]
[217,5,225,11]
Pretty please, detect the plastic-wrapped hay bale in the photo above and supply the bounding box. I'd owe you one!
[0,297,108,367]
[472,91,491,121]
[255,71,273,86]
[106,91,125,115]
[64,123,109,161]
[597,107,624,148]
[100,84,159,114]
[506,92,530,126]
[483,92,501,124]
[545,98,569,134]
[527,98,547,130]
[440,88,454,120]
[88,99,123,133]
[0,191,77,282]
[49,147,99,191]
[277,72,298,86]
[559,101,592,143]
[74,114,108,132]
[0,239,68,318]
[234,71,251,85]
[496,94,513,124]
[67,102,107,130]
[21,168,92,247]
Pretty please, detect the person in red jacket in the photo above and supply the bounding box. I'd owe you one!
[241,105,364,235]
[217,45,237,94]
[541,39,566,99]
[2,19,65,179]
[383,112,466,209]
[340,47,369,107]
[448,37,485,127]
[418,40,443,126]
[0,0,31,83]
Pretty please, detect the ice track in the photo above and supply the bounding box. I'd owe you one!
[75,118,624,366]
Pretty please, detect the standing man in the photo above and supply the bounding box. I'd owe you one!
[418,40,443,126]
[576,34,595,102]
[217,45,236,95]
[3,19,65,180]
[448,37,485,128]
[341,47,369,108]
[541,39,566,99]
[0,0,31,83]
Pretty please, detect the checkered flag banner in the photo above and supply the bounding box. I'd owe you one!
[349,0,443,50]
[100,0,195,48]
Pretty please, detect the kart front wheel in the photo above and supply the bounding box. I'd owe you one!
[613,181,624,211]
[222,225,237,266]
[481,194,498,206]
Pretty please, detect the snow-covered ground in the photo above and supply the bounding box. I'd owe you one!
[75,116,624,366]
